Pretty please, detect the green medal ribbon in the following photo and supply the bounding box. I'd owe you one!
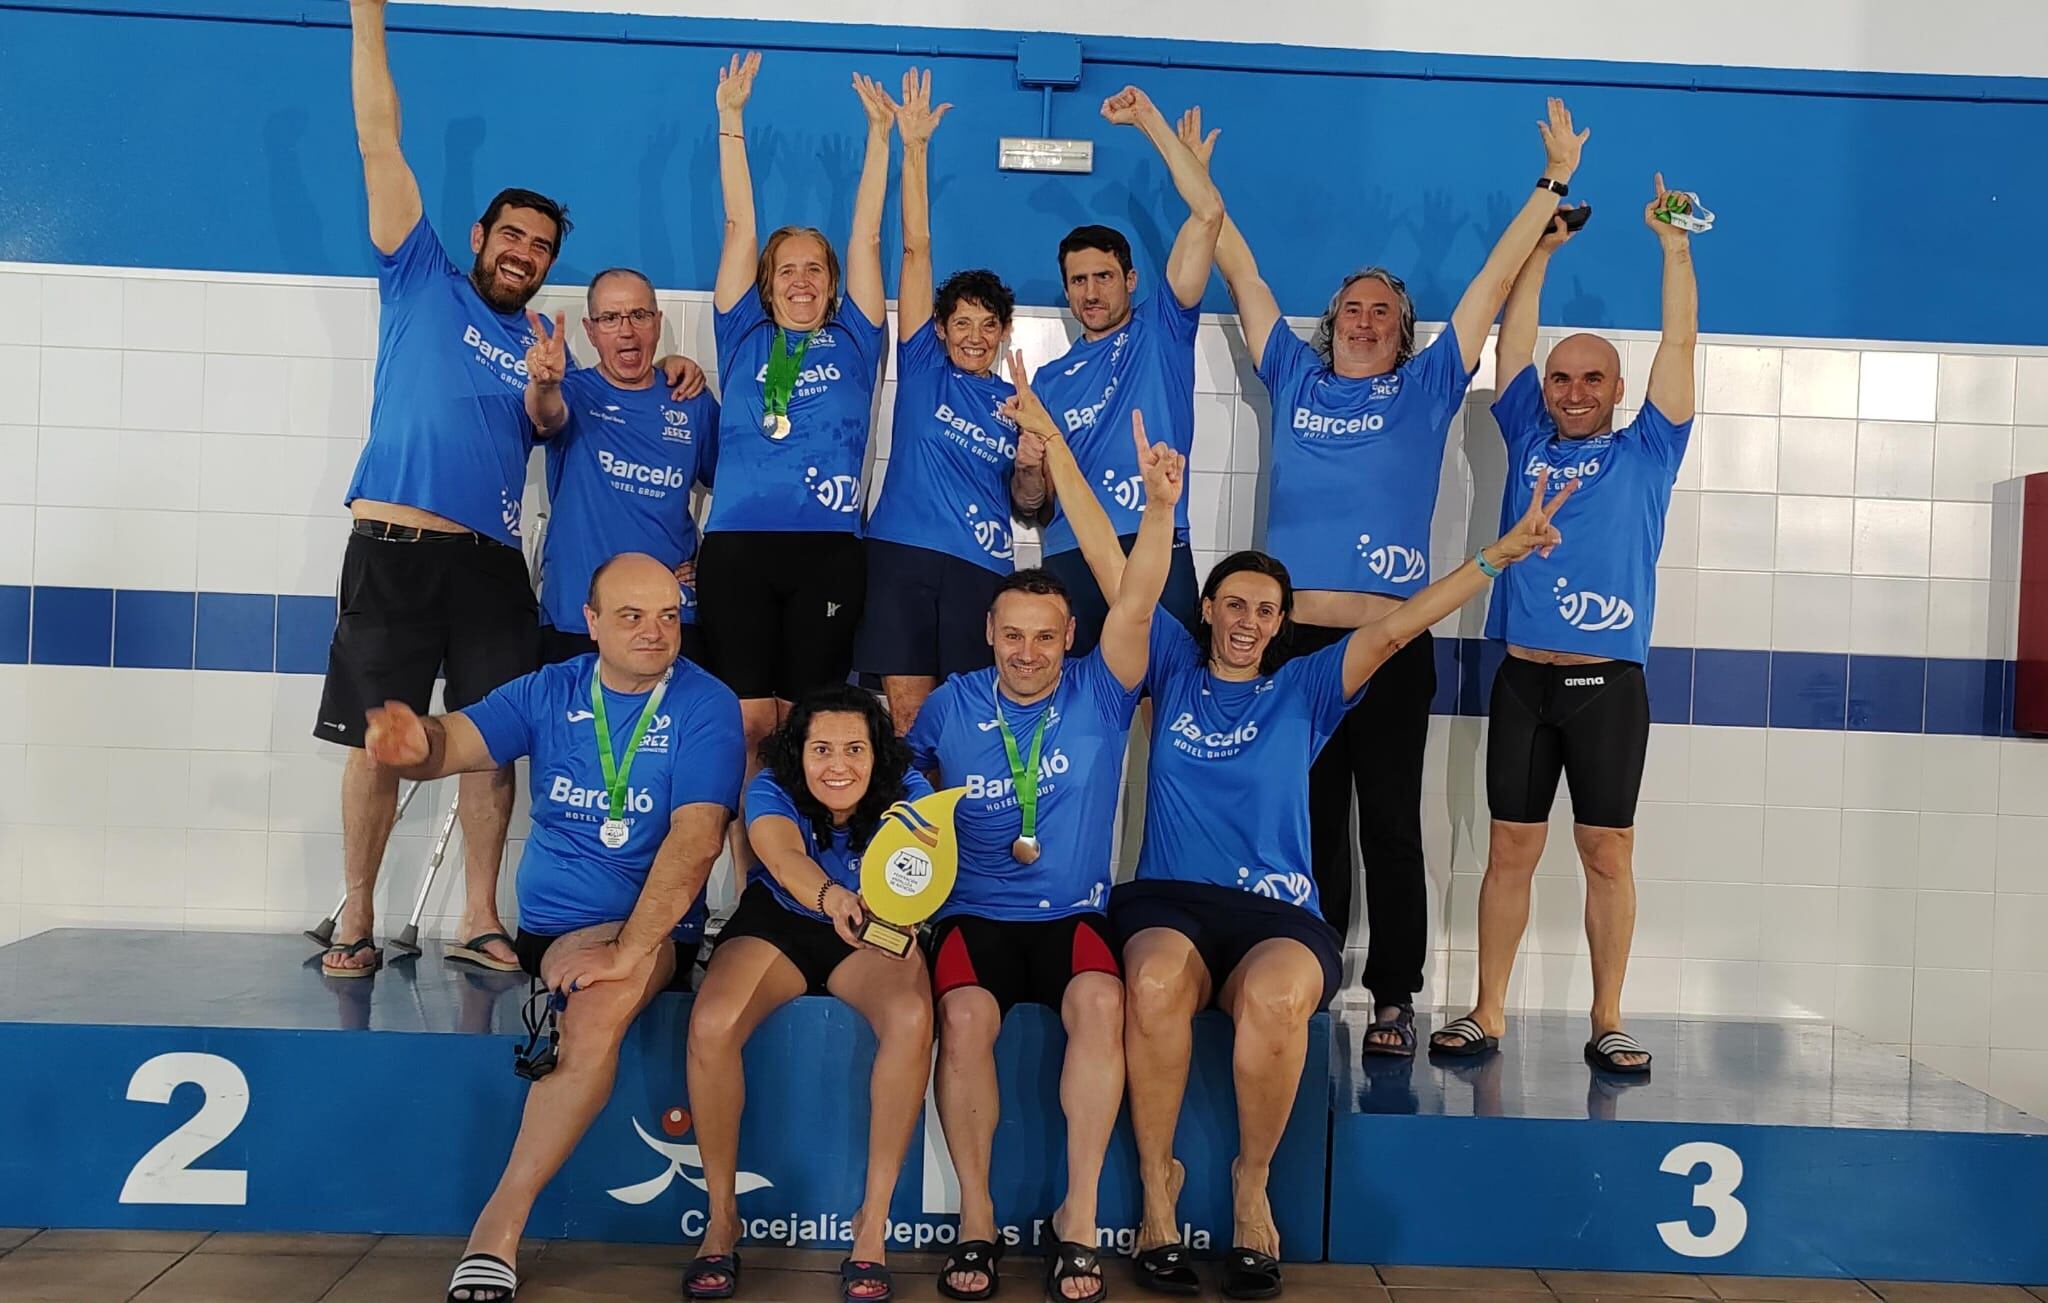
[590,667,671,836]
[993,697,1048,845]
[759,327,814,429]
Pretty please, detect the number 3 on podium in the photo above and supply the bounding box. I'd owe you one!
[1656,1141,1748,1257]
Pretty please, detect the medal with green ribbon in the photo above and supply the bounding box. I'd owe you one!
[591,667,671,849]
[758,327,813,440]
[994,697,1048,864]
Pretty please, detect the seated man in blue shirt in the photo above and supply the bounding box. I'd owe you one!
[1429,177,1700,1077]
[362,552,744,1303]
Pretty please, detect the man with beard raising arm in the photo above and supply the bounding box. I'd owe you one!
[1429,176,1700,1076]
[313,0,573,976]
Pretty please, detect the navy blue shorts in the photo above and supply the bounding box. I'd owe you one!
[1110,879,1343,1011]
[852,538,1005,680]
[1040,535,1199,659]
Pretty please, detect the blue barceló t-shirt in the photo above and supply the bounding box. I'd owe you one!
[1258,323,1471,596]
[906,648,1142,921]
[540,369,720,634]
[708,287,886,534]
[466,654,744,938]
[1482,365,1692,664]
[1137,616,1362,921]
[745,767,936,921]
[864,321,1020,573]
[1030,291,1199,554]
[346,216,540,547]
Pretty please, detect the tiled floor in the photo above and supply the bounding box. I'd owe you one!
[0,1231,2043,1302]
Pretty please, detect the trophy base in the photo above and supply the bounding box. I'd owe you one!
[858,917,915,957]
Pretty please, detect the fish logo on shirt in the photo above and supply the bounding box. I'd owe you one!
[803,466,863,513]
[1553,576,1635,632]
[965,504,1014,560]
[1238,866,1315,907]
[1100,468,1145,512]
[501,489,523,537]
[1354,534,1426,585]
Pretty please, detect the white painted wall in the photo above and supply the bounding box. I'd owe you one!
[425,0,2048,81]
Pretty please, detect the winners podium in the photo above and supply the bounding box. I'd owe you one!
[0,928,2042,1285]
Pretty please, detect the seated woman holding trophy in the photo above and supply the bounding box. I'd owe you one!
[683,684,941,1303]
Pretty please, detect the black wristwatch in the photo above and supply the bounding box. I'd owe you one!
[1536,177,1569,197]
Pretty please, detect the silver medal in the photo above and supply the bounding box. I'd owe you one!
[1011,835,1041,865]
[599,818,629,849]
[760,410,780,434]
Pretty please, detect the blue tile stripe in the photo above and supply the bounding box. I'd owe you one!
[0,583,2030,737]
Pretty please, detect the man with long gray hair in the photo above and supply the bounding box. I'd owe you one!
[1176,99,1590,1058]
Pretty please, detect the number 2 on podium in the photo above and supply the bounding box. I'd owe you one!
[1656,1141,1748,1257]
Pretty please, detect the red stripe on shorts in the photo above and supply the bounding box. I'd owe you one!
[1072,918,1121,978]
[932,925,982,999]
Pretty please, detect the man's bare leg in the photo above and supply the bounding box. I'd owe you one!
[332,748,400,970]
[1430,818,1544,1048]
[455,763,517,965]
[934,986,1002,1296]
[1577,823,1646,1068]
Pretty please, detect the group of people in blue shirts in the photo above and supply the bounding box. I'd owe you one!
[325,8,1700,1303]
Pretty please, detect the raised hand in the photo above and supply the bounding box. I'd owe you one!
[1100,85,1158,128]
[674,559,697,589]
[1489,470,1576,565]
[999,348,1060,440]
[363,699,429,769]
[1644,172,1690,247]
[716,51,761,114]
[1537,97,1588,179]
[1542,201,1589,251]
[1175,105,1218,170]
[1132,410,1185,509]
[896,66,951,146]
[525,309,568,386]
[851,72,897,134]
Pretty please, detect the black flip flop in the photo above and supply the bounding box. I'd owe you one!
[1361,1002,1416,1058]
[447,1251,517,1301]
[840,1258,893,1303]
[1044,1240,1106,1303]
[1585,1030,1653,1076]
[321,937,382,979]
[1131,1243,1198,1296]
[683,1251,742,1300]
[447,931,522,973]
[938,1239,1003,1301]
[1427,1015,1499,1058]
[1220,1248,1281,1300]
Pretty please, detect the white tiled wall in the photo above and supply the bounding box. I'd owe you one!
[3,261,2048,1116]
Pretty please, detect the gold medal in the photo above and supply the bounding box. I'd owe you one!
[771,412,792,439]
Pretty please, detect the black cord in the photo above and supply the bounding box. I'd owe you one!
[513,982,565,1081]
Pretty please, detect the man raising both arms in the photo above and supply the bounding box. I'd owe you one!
[1029,84,1223,654]
[314,0,569,976]
[526,269,720,666]
[1429,177,1700,1076]
[1176,100,1588,1058]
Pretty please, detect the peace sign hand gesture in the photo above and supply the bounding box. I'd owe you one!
[1133,410,1185,510]
[896,66,951,146]
[524,309,568,387]
[1176,105,1218,170]
[998,347,1061,442]
[1486,470,1575,567]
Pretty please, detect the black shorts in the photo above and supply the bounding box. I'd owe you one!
[697,530,866,700]
[1040,536,1199,659]
[315,525,538,746]
[716,879,859,995]
[512,928,697,992]
[1109,879,1343,1011]
[539,622,704,668]
[852,539,1003,680]
[928,911,1120,1015]
[1486,655,1651,829]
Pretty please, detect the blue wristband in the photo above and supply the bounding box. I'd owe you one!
[1475,548,1504,579]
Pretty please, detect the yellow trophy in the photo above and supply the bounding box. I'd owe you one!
[856,787,966,957]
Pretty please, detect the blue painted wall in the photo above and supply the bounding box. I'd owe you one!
[2,1,2045,344]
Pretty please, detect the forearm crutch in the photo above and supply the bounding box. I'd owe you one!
[387,794,462,959]
[303,778,427,946]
